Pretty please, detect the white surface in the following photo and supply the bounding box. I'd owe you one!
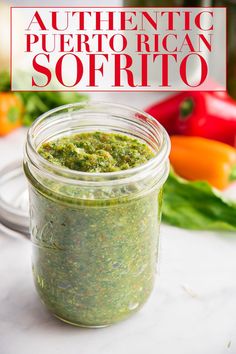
[0,93,236,354]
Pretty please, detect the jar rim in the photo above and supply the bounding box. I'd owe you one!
[25,101,170,187]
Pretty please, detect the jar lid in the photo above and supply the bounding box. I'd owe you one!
[0,160,29,236]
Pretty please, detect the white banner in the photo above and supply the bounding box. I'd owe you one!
[11,7,226,91]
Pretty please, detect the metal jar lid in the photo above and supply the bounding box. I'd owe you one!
[0,160,29,235]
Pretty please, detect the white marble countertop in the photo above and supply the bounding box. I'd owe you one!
[0,92,236,354]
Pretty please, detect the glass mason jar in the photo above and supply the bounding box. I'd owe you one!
[24,102,170,327]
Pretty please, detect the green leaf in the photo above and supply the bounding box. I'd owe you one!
[18,91,88,126]
[163,169,236,231]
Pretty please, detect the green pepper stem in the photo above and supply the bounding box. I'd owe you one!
[180,98,194,119]
[229,165,236,182]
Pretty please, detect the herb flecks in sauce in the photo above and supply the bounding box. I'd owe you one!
[38,132,154,172]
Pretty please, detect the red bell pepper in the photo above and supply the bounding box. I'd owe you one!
[145,93,184,135]
[145,91,236,147]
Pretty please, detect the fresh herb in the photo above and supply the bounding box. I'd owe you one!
[163,170,236,231]
[19,91,87,126]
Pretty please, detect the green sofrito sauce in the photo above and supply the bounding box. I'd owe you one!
[29,132,162,327]
[38,132,154,172]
